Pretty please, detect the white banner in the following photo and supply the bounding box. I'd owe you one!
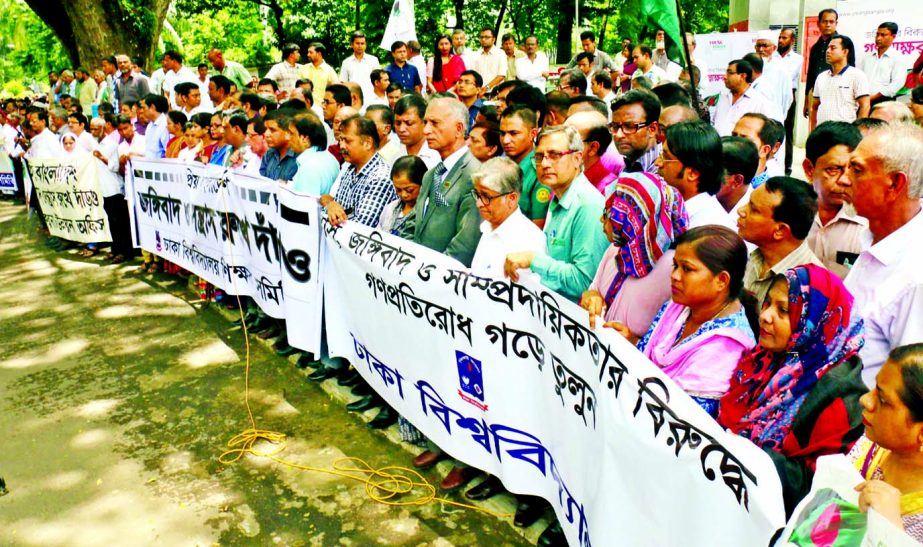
[127,159,323,353]
[380,0,417,51]
[696,32,759,99]
[837,0,922,92]
[0,150,15,194]
[322,220,786,547]
[27,153,111,243]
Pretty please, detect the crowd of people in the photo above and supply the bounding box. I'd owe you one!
[3,10,923,544]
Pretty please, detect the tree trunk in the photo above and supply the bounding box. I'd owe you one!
[555,0,574,64]
[24,0,171,71]
[493,0,507,39]
[453,0,465,31]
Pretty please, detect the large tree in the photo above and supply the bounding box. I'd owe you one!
[23,0,171,68]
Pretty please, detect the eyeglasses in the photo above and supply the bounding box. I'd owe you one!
[657,152,682,164]
[470,189,512,203]
[608,122,649,135]
[533,150,577,164]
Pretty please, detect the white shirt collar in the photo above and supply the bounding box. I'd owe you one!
[867,209,923,266]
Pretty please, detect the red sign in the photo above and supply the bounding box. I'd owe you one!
[802,16,820,82]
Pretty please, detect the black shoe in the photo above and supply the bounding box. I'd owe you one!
[513,497,546,528]
[536,520,566,547]
[296,353,319,369]
[367,406,397,429]
[337,369,362,387]
[307,366,342,382]
[350,382,373,396]
[276,345,300,357]
[465,475,505,501]
[345,395,381,413]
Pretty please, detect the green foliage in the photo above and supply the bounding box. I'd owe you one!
[0,0,67,93]
[166,3,275,68]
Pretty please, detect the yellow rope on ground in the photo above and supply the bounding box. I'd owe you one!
[215,192,512,519]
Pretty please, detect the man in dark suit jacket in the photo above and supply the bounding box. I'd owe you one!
[413,97,483,266]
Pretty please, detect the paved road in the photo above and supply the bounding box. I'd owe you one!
[0,201,530,547]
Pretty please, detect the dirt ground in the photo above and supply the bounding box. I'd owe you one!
[0,201,531,547]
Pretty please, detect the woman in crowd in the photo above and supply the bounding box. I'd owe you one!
[377,155,425,239]
[60,133,77,156]
[467,121,500,162]
[630,225,755,416]
[428,35,465,94]
[719,264,867,514]
[177,122,203,163]
[851,343,923,541]
[581,172,687,339]
[201,113,225,162]
[165,111,188,159]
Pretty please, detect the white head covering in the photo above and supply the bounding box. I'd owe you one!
[756,29,780,44]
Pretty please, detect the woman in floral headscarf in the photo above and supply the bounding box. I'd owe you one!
[719,264,868,514]
[580,172,688,338]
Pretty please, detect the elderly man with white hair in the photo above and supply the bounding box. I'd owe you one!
[870,101,915,123]
[469,157,546,278]
[843,122,923,386]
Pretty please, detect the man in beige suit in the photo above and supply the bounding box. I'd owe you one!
[412,97,483,267]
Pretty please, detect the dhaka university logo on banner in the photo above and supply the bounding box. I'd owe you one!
[456,350,487,411]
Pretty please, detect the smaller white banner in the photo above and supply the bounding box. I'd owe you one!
[27,153,111,243]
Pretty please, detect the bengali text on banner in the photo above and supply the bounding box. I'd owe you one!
[26,154,111,243]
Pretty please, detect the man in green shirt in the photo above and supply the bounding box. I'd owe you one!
[500,104,550,229]
[207,48,253,92]
[504,125,608,301]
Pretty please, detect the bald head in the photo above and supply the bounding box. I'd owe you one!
[333,106,359,138]
[564,110,609,137]
[564,110,611,164]
[658,105,699,143]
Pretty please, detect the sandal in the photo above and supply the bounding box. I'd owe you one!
[110,254,127,264]
[77,248,97,257]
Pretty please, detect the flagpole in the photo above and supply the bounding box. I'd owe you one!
[673,0,700,108]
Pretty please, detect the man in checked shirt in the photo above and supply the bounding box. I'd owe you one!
[320,115,396,228]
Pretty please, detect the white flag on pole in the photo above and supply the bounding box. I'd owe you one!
[380,0,417,51]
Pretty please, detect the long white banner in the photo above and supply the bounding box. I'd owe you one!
[322,221,786,547]
[27,154,111,243]
[127,159,323,353]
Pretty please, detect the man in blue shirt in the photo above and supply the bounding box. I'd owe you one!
[259,109,298,181]
[384,41,422,93]
[141,94,170,159]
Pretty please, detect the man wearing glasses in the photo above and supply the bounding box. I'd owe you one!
[503,125,608,302]
[712,58,774,136]
[470,27,507,95]
[610,89,661,174]
[469,157,546,278]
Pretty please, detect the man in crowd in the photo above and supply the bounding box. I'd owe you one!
[503,125,608,301]
[115,54,150,107]
[289,111,340,196]
[298,42,339,107]
[515,36,549,91]
[657,120,732,228]
[811,35,870,129]
[717,136,760,224]
[544,90,570,127]
[803,121,866,280]
[265,44,302,94]
[141,94,169,159]
[455,71,483,134]
[385,41,422,94]
[413,97,483,267]
[500,34,525,83]
[208,75,233,112]
[174,82,209,117]
[322,84,352,147]
[731,113,785,188]
[340,31,380,101]
[775,28,803,175]
[406,40,428,96]
[366,70,391,108]
[737,176,823,304]
[558,69,586,98]
[75,68,97,115]
[860,22,904,107]
[590,71,617,110]
[564,110,621,195]
[365,105,401,164]
[611,90,660,174]
[657,104,699,143]
[470,156,546,279]
[89,116,133,262]
[393,94,440,169]
[499,104,549,228]
[575,52,595,88]
[631,45,668,85]
[24,109,62,160]
[260,109,299,181]
[743,52,786,123]
[343,82,365,113]
[713,59,774,136]
[470,28,506,94]
[843,122,923,385]
[211,113,251,168]
[208,48,252,91]
[101,57,119,109]
[162,50,202,110]
[567,31,617,73]
[805,9,856,120]
[452,30,477,67]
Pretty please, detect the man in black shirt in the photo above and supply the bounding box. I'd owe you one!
[804,8,856,118]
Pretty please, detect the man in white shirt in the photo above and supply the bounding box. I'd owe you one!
[804,121,867,280]
[161,50,202,110]
[843,122,923,386]
[859,22,906,107]
[406,40,428,97]
[393,94,441,169]
[731,113,785,188]
[514,36,549,90]
[631,45,668,85]
[811,36,870,129]
[717,136,759,231]
[470,27,507,94]
[590,71,617,111]
[712,58,775,136]
[452,30,477,68]
[774,28,803,176]
[339,31,380,102]
[265,44,303,94]
[365,70,391,108]
[745,49,788,123]
[470,157,545,278]
[24,109,62,160]
[656,120,734,229]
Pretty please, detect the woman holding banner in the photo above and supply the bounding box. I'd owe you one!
[846,343,923,540]
[580,172,688,339]
[719,264,867,515]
